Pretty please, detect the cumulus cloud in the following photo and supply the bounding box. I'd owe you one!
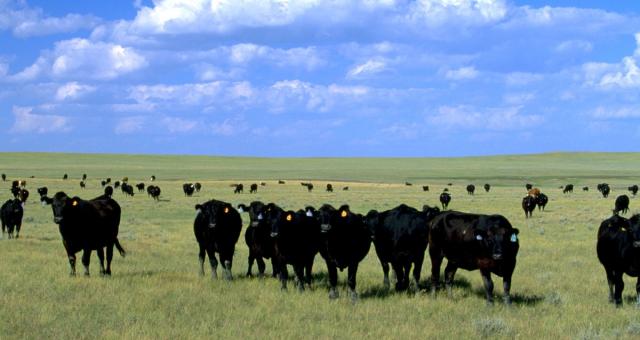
[55,82,96,101]
[115,116,146,134]
[504,72,544,86]
[161,116,198,133]
[226,44,324,70]
[405,0,508,27]
[445,66,479,80]
[585,33,640,89]
[347,59,387,78]
[0,1,100,37]
[268,80,369,113]
[128,81,253,106]
[427,105,543,130]
[555,40,593,53]
[10,106,70,133]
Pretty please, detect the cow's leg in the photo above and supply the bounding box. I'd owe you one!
[271,258,279,278]
[105,243,114,275]
[403,262,412,292]
[429,248,443,297]
[81,248,91,276]
[444,262,457,298]
[96,247,106,276]
[502,274,513,305]
[223,256,233,281]
[412,253,425,291]
[279,263,289,291]
[380,260,391,289]
[391,262,405,291]
[15,221,21,238]
[327,262,339,299]
[614,271,624,307]
[304,259,314,288]
[293,264,305,292]
[246,253,255,277]
[7,224,13,239]
[480,269,494,305]
[198,243,206,276]
[1,221,5,236]
[347,263,359,302]
[256,257,266,278]
[67,253,76,276]
[636,277,640,307]
[605,268,615,303]
[205,247,218,279]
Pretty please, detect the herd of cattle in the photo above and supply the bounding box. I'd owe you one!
[1,173,639,306]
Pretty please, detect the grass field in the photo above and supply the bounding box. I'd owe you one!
[1,152,640,339]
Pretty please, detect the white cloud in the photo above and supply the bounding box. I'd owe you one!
[10,106,70,133]
[55,82,96,101]
[427,105,543,130]
[555,40,593,53]
[347,59,386,78]
[504,72,544,86]
[268,80,370,113]
[115,116,146,134]
[227,44,324,70]
[0,2,99,37]
[591,106,640,119]
[585,33,640,89]
[161,116,198,133]
[503,92,535,105]
[445,66,478,80]
[405,0,508,27]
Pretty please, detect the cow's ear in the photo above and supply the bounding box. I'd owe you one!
[195,204,202,211]
[237,204,246,213]
[224,205,230,214]
[512,228,519,235]
[340,209,349,218]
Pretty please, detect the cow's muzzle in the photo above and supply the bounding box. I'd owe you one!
[492,254,503,260]
[54,216,63,223]
[250,221,259,227]
[208,223,216,229]
[320,224,331,232]
[633,241,640,248]
[270,232,278,238]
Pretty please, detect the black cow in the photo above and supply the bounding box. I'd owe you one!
[231,183,243,194]
[522,195,536,218]
[37,187,48,198]
[194,200,242,280]
[484,184,491,192]
[583,186,589,192]
[301,182,314,192]
[194,183,202,192]
[364,204,440,291]
[121,183,134,197]
[103,186,114,198]
[82,174,87,181]
[563,184,574,194]
[106,178,111,184]
[63,174,68,180]
[136,183,145,192]
[43,192,126,276]
[238,202,277,278]
[1,199,24,239]
[422,186,429,192]
[629,185,639,196]
[439,192,451,210]
[466,184,475,195]
[596,214,640,306]
[326,184,333,192]
[269,208,322,291]
[10,185,20,199]
[525,183,533,190]
[114,181,121,189]
[147,185,160,200]
[428,211,520,305]
[405,182,412,186]
[278,180,285,184]
[598,183,611,198]
[80,181,86,189]
[614,195,630,215]
[183,183,195,197]
[447,183,453,186]
[536,193,548,211]
[343,186,349,191]
[1,174,5,181]
[317,204,371,301]
[250,183,258,194]
[101,180,107,187]
[150,175,156,181]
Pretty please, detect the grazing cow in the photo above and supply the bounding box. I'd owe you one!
[614,195,630,216]
[150,175,156,181]
[278,180,285,184]
[1,174,5,181]
[629,185,639,196]
[1,199,24,239]
[447,183,453,186]
[238,202,277,278]
[103,186,114,198]
[428,211,520,305]
[260,182,266,186]
[194,183,202,192]
[269,208,322,291]
[43,192,126,276]
[146,185,160,200]
[439,192,451,210]
[300,182,314,192]
[183,183,195,197]
[343,186,349,191]
[364,204,440,291]
[583,186,589,192]
[484,184,491,192]
[63,174,68,180]
[326,184,333,192]
[527,188,541,197]
[136,183,145,192]
[317,204,371,301]
[105,178,111,184]
[522,195,536,218]
[596,214,640,306]
[121,183,134,197]
[563,184,574,194]
[525,183,533,190]
[231,183,243,194]
[598,183,611,198]
[37,187,48,198]
[405,182,412,186]
[422,186,430,192]
[250,183,258,194]
[536,193,548,211]
[194,200,242,280]
[114,181,121,189]
[80,181,86,189]
[466,184,475,195]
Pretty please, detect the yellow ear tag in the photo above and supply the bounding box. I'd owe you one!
[72,200,78,207]
[224,207,229,213]
[286,214,292,221]
[341,210,348,218]
[621,227,627,232]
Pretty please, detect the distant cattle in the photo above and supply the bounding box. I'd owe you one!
[447,183,453,186]
[103,186,114,198]
[536,193,548,211]
[37,187,48,198]
[105,178,111,184]
[405,182,412,186]
[63,174,68,180]
[150,175,156,181]
[136,183,145,192]
[231,183,243,194]
[237,202,277,278]
[528,188,541,197]
[583,186,589,192]
[43,192,126,276]
[365,204,440,291]
[614,195,630,216]
[422,186,429,192]
[563,184,574,194]
[525,183,533,190]
[343,186,349,191]
[260,182,266,187]
[300,182,314,192]
[250,183,258,194]
[466,184,475,195]
[317,204,371,300]
[194,183,202,192]
[122,177,128,183]
[121,183,134,197]
[146,185,160,201]
[484,184,491,192]
[1,198,24,239]
[114,181,121,189]
[326,184,333,192]
[1,174,5,181]
[428,211,520,305]
[629,185,639,196]
[82,174,87,181]
[101,180,107,187]
[596,214,640,306]
[79,181,86,189]
[278,180,285,184]
[598,183,611,198]
[522,196,536,218]
[194,200,242,280]
[439,192,451,210]
[183,183,195,197]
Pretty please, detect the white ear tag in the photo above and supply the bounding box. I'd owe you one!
[238,207,244,213]
[196,209,202,217]
[257,213,263,220]
[510,234,518,242]
[476,235,483,241]
[306,210,313,217]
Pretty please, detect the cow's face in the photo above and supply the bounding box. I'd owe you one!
[50,193,78,224]
[241,202,266,227]
[364,210,381,239]
[475,227,519,260]
[270,210,295,238]
[317,205,337,232]
[627,215,640,247]
[201,203,233,229]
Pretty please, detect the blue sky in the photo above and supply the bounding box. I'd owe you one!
[1,0,640,156]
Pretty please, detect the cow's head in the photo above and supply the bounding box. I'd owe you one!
[195,201,233,229]
[270,210,295,238]
[364,210,381,239]
[422,205,441,220]
[50,192,81,224]
[238,201,266,227]
[625,215,640,247]
[475,224,520,261]
[317,204,336,233]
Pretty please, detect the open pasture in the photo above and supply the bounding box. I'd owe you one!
[1,152,640,339]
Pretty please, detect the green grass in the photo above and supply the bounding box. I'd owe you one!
[1,152,640,339]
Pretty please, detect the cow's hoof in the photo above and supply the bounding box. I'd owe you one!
[329,289,339,300]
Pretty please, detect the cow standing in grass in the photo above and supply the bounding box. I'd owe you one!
[238,201,277,278]
[1,198,24,239]
[522,196,536,218]
[614,195,630,215]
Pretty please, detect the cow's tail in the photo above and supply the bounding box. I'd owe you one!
[115,239,126,257]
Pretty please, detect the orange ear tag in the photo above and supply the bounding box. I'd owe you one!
[341,210,348,218]
[224,207,229,213]
[286,214,292,221]
[72,200,78,206]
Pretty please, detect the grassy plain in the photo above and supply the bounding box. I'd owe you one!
[1,152,640,339]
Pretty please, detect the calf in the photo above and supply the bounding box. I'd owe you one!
[317,204,371,301]
[183,183,195,197]
[238,201,277,278]
[136,183,145,192]
[536,193,548,211]
[194,200,242,280]
[44,192,126,276]
[614,195,630,215]
[147,185,161,200]
[194,183,202,192]
[428,211,520,305]
[583,186,589,192]
[484,184,491,192]
[1,199,24,239]
[121,183,134,197]
[596,214,640,306]
[250,183,258,194]
[365,204,440,291]
[522,195,536,218]
[422,186,429,192]
[466,184,475,195]
[439,192,451,210]
[79,181,86,189]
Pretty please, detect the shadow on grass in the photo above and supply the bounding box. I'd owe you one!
[470,287,544,306]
